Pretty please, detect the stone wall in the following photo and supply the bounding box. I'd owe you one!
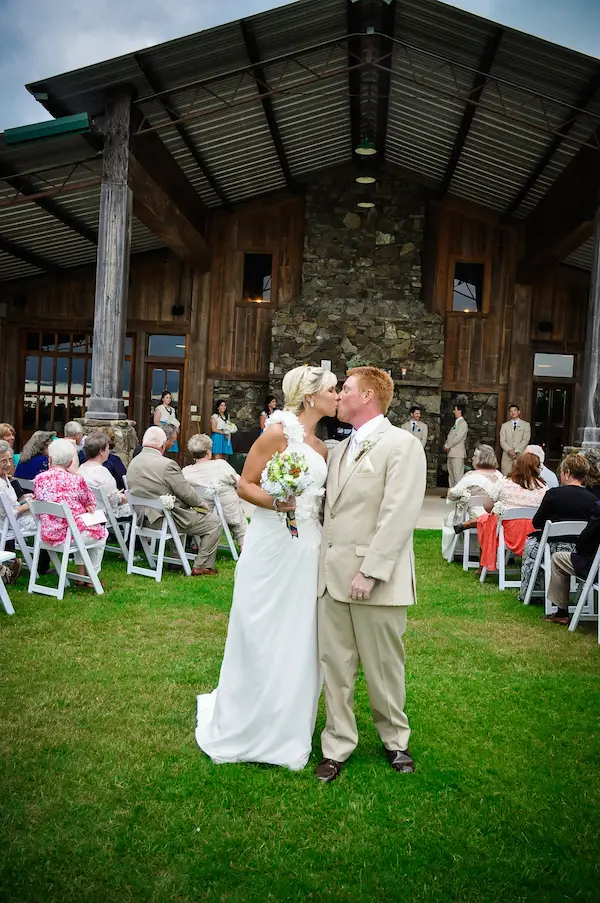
[270,164,444,484]
[211,379,269,432]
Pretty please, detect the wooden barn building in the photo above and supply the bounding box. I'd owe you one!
[1,0,599,484]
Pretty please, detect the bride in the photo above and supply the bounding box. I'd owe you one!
[195,365,338,770]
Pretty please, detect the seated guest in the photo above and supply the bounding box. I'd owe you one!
[162,423,179,454]
[443,444,503,562]
[182,434,247,549]
[78,432,130,517]
[579,447,600,499]
[34,439,108,584]
[0,423,19,474]
[64,421,86,466]
[524,445,558,488]
[450,445,503,523]
[477,452,548,573]
[0,439,36,534]
[100,428,127,491]
[15,430,55,480]
[545,499,600,624]
[519,455,598,601]
[126,427,222,577]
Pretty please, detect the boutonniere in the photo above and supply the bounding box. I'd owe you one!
[355,440,375,462]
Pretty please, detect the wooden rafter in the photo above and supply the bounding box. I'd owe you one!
[505,66,600,217]
[0,232,61,274]
[240,19,297,191]
[439,26,503,195]
[0,160,98,245]
[133,53,231,210]
[346,0,363,153]
[376,0,396,157]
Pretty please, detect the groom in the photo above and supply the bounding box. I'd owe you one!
[316,367,427,782]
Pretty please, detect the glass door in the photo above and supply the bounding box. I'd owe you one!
[145,363,184,462]
[532,384,573,471]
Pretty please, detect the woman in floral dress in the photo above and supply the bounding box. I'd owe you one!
[34,439,108,583]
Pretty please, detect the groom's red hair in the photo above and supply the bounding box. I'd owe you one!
[347,367,394,414]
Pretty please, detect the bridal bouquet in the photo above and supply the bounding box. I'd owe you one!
[261,450,313,538]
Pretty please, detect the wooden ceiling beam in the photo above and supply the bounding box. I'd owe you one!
[517,133,600,282]
[504,66,600,217]
[439,26,503,195]
[0,161,98,244]
[376,0,396,157]
[240,19,297,192]
[347,0,363,154]
[0,232,62,275]
[133,53,231,210]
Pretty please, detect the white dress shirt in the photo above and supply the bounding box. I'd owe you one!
[347,414,385,462]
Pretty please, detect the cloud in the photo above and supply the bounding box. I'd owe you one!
[0,0,290,129]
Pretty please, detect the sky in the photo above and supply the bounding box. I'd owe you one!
[0,0,599,131]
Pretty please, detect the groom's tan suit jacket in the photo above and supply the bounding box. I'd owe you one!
[318,418,427,606]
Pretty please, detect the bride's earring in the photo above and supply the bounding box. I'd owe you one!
[309,399,315,408]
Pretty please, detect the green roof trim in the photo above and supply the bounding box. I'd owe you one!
[4,113,91,145]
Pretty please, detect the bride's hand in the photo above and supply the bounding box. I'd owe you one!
[275,497,296,513]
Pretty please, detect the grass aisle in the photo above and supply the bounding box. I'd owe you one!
[1,531,599,902]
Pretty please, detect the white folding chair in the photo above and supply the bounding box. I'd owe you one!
[460,495,487,571]
[122,475,129,491]
[522,520,588,608]
[15,478,34,493]
[125,492,191,581]
[0,551,17,615]
[568,543,600,638]
[0,491,36,571]
[92,486,130,558]
[480,507,537,589]
[194,487,239,562]
[27,500,104,600]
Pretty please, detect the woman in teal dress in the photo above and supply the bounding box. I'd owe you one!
[153,391,180,453]
[211,400,236,460]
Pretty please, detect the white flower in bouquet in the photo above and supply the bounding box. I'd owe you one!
[224,420,238,437]
[160,494,177,510]
[492,500,508,517]
[260,450,313,538]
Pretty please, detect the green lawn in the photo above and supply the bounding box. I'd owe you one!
[1,532,599,903]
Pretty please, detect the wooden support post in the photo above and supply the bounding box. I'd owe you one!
[580,201,600,445]
[87,91,133,421]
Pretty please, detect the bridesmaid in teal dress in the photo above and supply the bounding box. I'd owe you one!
[259,395,278,433]
[211,400,235,460]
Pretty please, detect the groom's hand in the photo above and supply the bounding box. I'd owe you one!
[350,573,376,601]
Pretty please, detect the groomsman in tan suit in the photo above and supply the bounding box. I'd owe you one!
[401,405,428,448]
[443,395,468,488]
[499,404,531,475]
[316,367,427,782]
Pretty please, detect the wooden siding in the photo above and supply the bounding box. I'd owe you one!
[207,194,304,379]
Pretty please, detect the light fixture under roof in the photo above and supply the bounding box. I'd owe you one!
[355,137,377,156]
[357,199,376,209]
[355,163,377,185]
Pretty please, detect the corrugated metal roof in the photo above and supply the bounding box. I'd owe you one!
[1,0,598,282]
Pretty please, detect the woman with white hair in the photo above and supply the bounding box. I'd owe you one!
[195,365,338,771]
[182,435,246,548]
[442,444,503,561]
[34,439,108,584]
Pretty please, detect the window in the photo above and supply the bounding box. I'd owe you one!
[20,330,134,438]
[147,335,186,358]
[533,353,575,378]
[242,253,273,303]
[451,261,486,313]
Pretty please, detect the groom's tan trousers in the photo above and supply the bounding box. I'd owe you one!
[318,591,410,762]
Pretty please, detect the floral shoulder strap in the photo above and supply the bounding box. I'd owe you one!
[264,410,305,446]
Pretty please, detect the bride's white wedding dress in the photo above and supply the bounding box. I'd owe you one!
[195,410,327,770]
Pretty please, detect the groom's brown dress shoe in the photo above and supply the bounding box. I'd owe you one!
[191,567,218,576]
[315,758,343,783]
[385,748,415,773]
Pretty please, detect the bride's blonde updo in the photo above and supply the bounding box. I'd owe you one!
[282,366,337,415]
